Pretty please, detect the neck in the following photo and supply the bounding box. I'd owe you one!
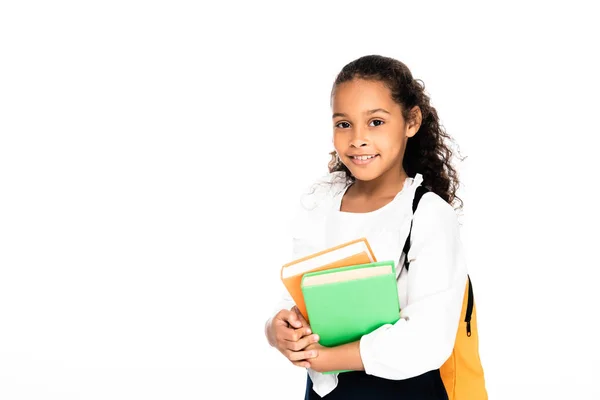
[352,167,409,198]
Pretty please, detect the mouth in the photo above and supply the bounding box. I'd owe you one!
[349,154,379,165]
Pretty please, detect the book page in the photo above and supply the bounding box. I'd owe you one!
[302,264,392,286]
[281,240,372,278]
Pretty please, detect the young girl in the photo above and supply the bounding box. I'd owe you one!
[265,54,468,399]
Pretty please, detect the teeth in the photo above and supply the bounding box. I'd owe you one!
[354,155,376,160]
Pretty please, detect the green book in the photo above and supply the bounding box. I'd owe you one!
[301,260,400,373]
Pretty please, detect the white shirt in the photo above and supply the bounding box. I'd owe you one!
[271,172,468,398]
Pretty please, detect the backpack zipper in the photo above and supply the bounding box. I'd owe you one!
[465,275,474,337]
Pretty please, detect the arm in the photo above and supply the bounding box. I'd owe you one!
[264,198,303,344]
[265,198,321,366]
[310,194,467,377]
[264,287,295,343]
[358,194,467,379]
[304,340,364,373]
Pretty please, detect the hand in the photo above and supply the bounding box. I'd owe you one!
[266,306,321,368]
[302,342,328,373]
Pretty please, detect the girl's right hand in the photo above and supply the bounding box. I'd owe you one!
[266,307,321,368]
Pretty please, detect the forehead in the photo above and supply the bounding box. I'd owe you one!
[332,79,398,112]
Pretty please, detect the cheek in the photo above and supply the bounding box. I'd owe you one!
[332,134,345,152]
[378,132,404,153]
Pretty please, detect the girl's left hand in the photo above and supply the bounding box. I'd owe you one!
[291,306,329,371]
[303,342,328,372]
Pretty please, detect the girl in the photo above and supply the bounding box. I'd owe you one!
[265,54,469,399]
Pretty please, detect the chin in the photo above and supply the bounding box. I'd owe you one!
[346,168,382,182]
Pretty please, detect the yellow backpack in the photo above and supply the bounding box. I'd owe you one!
[403,186,488,400]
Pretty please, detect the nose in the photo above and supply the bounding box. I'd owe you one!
[349,126,369,148]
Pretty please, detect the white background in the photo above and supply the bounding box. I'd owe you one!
[1,1,599,399]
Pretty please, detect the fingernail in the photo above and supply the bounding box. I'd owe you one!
[306,328,312,335]
[313,334,319,342]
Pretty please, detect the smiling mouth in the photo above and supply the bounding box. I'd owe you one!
[350,155,379,160]
[349,154,380,165]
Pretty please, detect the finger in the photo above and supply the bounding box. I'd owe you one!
[292,360,311,369]
[285,309,303,329]
[286,333,320,352]
[275,309,302,329]
[274,310,292,325]
[292,306,310,327]
[294,325,312,338]
[280,325,312,342]
[286,348,318,362]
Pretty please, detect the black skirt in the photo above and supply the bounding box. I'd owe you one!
[304,369,448,400]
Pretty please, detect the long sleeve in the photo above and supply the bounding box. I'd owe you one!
[270,288,295,317]
[358,193,468,379]
[267,188,317,322]
[269,177,336,318]
[267,239,298,322]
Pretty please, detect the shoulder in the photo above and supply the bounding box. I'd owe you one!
[412,190,460,238]
[297,171,348,211]
[406,190,465,278]
[287,171,346,231]
[287,172,347,252]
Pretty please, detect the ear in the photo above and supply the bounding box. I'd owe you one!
[405,106,422,138]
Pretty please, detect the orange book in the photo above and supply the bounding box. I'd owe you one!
[280,238,377,321]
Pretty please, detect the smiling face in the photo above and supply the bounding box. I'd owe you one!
[332,78,418,183]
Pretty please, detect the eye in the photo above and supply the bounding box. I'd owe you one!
[335,121,351,129]
[369,119,384,127]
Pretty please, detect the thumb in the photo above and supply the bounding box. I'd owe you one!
[286,309,302,329]
[293,306,309,326]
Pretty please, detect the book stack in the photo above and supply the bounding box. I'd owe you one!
[280,238,401,360]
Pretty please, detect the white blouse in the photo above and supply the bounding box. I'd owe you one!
[271,172,468,398]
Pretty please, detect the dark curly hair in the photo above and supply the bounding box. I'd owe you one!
[328,55,464,211]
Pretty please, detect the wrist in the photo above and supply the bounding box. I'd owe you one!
[322,341,364,372]
[320,346,333,371]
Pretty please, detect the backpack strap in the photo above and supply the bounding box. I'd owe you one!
[402,187,477,339]
[402,185,430,272]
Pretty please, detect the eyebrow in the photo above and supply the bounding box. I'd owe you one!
[332,108,391,119]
